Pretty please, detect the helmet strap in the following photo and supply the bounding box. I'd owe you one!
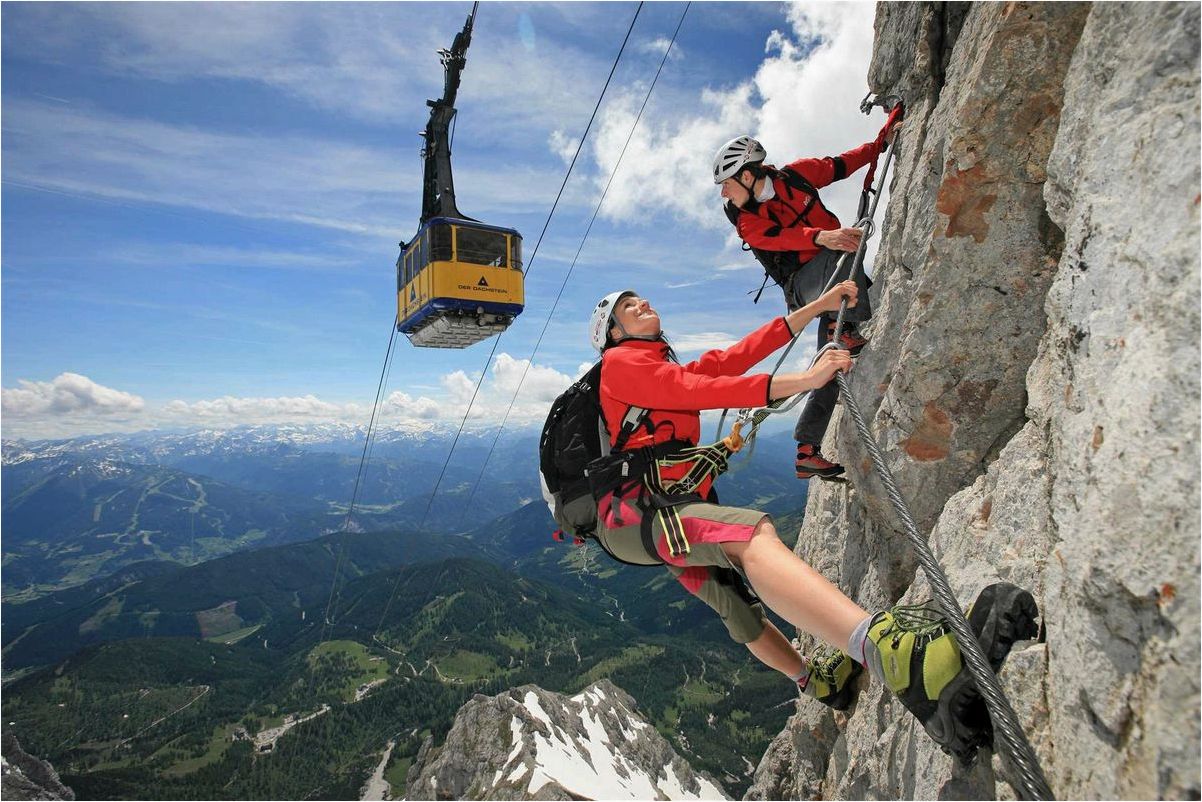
[736,166,762,203]
[608,319,663,348]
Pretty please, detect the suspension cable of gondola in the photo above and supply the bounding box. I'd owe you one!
[460,3,690,521]
[416,1,645,531]
[320,316,401,628]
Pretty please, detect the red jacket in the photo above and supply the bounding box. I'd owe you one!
[599,317,794,492]
[727,140,881,266]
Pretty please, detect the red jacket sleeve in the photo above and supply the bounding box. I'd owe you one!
[736,211,823,262]
[684,317,793,377]
[785,139,882,189]
[603,319,791,411]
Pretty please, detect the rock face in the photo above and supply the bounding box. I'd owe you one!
[1,734,75,801]
[747,3,1200,800]
[404,679,727,800]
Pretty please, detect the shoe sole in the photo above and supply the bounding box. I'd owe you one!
[796,465,846,480]
[826,659,865,711]
[921,583,1040,766]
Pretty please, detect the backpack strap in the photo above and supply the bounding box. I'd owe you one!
[777,166,818,198]
[724,175,811,300]
[613,406,650,451]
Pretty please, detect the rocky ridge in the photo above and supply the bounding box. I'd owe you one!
[0,734,74,801]
[404,680,727,800]
[747,3,1199,800]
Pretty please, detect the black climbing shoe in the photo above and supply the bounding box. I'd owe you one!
[866,582,1040,765]
[801,645,864,711]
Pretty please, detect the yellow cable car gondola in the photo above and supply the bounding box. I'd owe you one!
[396,3,524,348]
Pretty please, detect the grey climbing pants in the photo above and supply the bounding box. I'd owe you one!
[783,248,873,446]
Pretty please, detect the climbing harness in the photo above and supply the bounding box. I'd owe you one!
[584,429,746,561]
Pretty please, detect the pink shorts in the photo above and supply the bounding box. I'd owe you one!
[595,489,770,643]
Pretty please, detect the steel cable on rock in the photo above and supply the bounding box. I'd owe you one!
[834,370,1054,800]
[823,127,1055,801]
[717,111,1054,800]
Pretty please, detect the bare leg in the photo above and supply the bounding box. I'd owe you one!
[745,620,806,677]
[723,519,869,651]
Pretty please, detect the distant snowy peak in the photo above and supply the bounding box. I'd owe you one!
[405,680,727,800]
[2,421,534,465]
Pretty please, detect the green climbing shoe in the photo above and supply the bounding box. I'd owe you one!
[866,582,1040,765]
[801,645,864,711]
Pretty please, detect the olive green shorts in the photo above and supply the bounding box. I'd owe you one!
[596,499,770,644]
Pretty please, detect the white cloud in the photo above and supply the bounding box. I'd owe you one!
[549,130,582,166]
[1,4,616,139]
[2,99,571,242]
[2,373,145,418]
[585,2,887,244]
[163,394,354,422]
[3,100,405,237]
[382,391,442,421]
[637,36,684,60]
[669,331,739,353]
[0,356,579,440]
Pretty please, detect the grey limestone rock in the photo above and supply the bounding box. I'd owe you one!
[1,734,75,802]
[747,2,1200,799]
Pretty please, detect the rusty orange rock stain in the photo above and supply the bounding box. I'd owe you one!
[900,402,952,461]
[977,497,993,524]
[1159,583,1177,606]
[935,162,997,243]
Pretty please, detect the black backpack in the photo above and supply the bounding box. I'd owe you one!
[724,167,823,302]
[538,362,646,540]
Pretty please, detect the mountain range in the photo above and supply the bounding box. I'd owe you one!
[1,423,810,798]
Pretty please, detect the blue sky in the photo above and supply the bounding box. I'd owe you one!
[2,2,886,439]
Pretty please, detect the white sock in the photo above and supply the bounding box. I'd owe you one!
[847,616,872,666]
[788,660,811,689]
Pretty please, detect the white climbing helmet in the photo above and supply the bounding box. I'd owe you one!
[589,290,636,353]
[712,135,767,184]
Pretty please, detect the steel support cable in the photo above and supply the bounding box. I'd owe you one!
[321,316,401,627]
[824,135,1054,801]
[460,2,690,520]
[417,2,645,531]
[836,370,1053,800]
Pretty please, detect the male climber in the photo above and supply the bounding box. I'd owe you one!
[713,125,897,481]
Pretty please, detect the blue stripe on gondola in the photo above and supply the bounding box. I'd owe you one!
[399,297,524,333]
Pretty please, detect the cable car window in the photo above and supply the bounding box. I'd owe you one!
[456,227,508,267]
[510,237,523,271]
[430,225,452,262]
